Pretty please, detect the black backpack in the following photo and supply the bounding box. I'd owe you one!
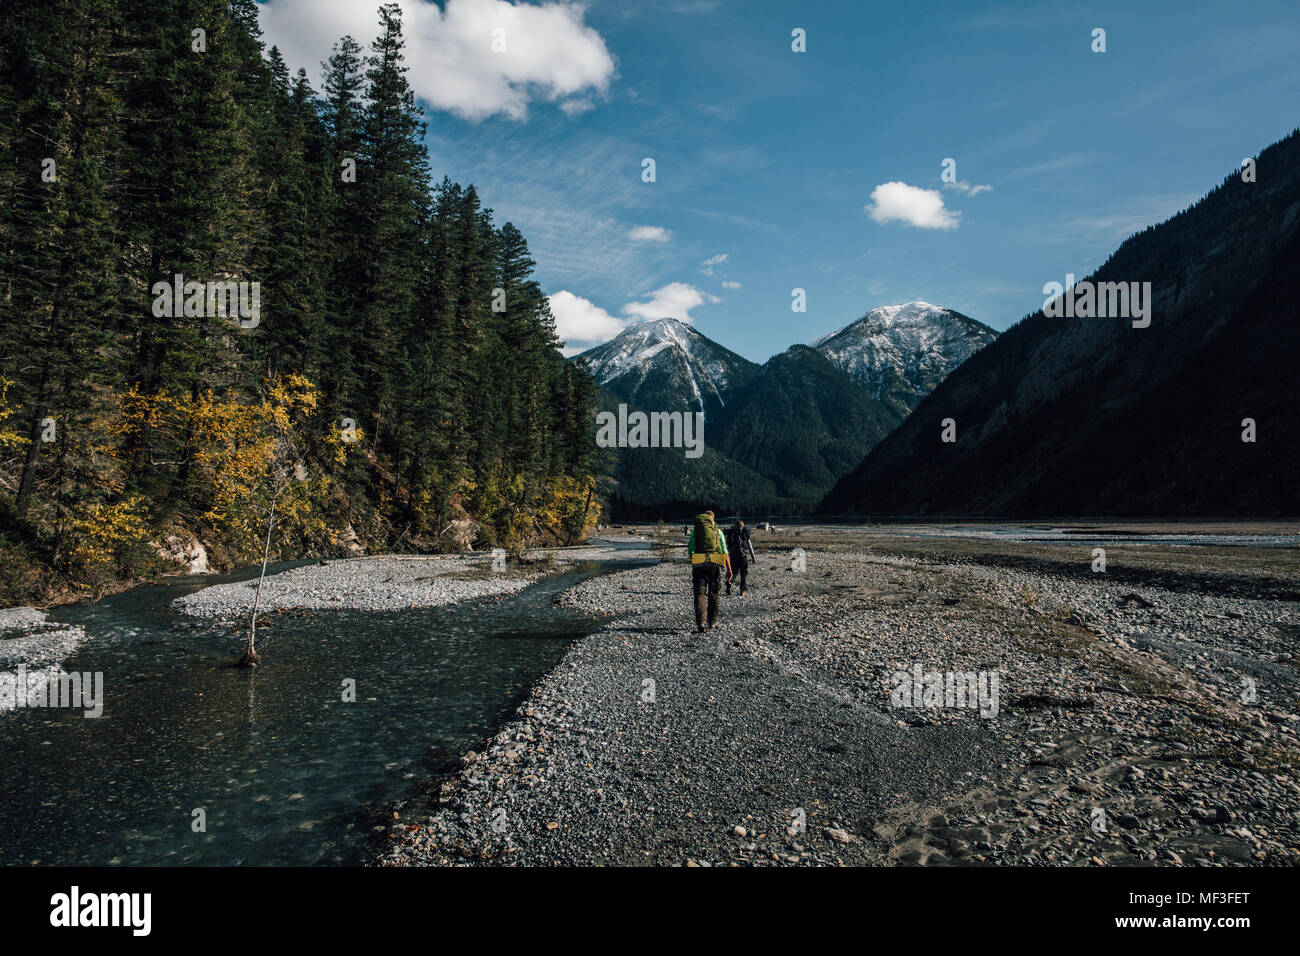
[724,526,740,553]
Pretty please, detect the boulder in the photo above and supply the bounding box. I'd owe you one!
[444,517,480,552]
[153,533,210,574]
[336,524,365,556]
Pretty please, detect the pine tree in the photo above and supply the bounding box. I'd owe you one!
[353,2,430,457]
[1,0,122,532]
[318,34,365,421]
[113,0,257,509]
[0,0,608,601]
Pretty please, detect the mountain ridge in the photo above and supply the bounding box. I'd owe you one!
[819,128,1300,517]
[576,303,997,516]
[577,317,759,419]
[813,301,998,420]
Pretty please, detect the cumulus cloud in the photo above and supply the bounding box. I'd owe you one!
[866,181,961,230]
[721,280,742,289]
[627,225,672,242]
[549,290,628,354]
[260,0,615,122]
[551,279,728,352]
[622,282,716,322]
[944,180,993,196]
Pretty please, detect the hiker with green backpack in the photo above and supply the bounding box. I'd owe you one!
[687,510,731,633]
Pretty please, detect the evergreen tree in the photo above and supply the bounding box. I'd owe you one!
[354,2,430,453]
[113,0,256,507]
[0,0,605,601]
[318,34,365,419]
[1,0,122,537]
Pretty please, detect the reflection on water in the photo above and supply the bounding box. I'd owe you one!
[0,560,637,866]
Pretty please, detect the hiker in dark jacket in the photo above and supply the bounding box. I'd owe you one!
[724,519,756,595]
[687,509,730,632]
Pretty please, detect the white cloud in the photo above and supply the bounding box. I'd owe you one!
[622,282,713,322]
[944,180,993,196]
[627,225,672,242]
[554,278,729,352]
[260,0,615,122]
[721,280,741,289]
[549,291,628,354]
[866,181,961,230]
[700,252,727,275]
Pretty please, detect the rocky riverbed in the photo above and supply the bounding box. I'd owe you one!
[376,533,1300,867]
[172,543,653,618]
[0,607,89,715]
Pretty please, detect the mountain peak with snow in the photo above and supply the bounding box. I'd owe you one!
[577,317,759,415]
[813,302,997,417]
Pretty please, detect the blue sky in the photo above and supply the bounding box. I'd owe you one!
[260,0,1300,362]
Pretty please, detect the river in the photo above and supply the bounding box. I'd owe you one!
[0,552,652,866]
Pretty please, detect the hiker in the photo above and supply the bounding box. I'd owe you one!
[687,510,731,632]
[724,519,757,596]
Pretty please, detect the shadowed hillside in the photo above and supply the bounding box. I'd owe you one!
[821,129,1300,517]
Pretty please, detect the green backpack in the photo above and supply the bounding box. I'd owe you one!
[693,513,722,553]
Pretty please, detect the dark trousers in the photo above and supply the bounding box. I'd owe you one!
[727,558,748,594]
[691,562,722,629]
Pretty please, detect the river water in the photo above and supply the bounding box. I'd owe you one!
[873,525,1300,549]
[0,555,649,866]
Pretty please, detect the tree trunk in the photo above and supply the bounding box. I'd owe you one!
[569,485,593,546]
[14,361,52,518]
[239,498,276,668]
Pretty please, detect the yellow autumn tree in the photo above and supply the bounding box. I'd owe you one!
[0,378,28,454]
[188,374,323,548]
[536,474,600,545]
[186,373,334,665]
[22,385,154,579]
[65,495,150,570]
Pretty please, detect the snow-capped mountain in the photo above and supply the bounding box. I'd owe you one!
[813,301,998,419]
[572,305,998,516]
[576,317,759,416]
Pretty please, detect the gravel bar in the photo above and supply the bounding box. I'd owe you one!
[171,546,653,618]
[376,542,1299,867]
[0,608,89,716]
